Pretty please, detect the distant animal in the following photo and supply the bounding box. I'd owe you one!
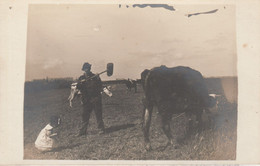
[141,65,216,151]
[68,83,112,107]
[125,79,137,93]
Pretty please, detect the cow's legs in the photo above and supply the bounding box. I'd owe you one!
[142,103,153,151]
[157,101,178,149]
[185,108,203,134]
[161,116,174,146]
[185,111,193,137]
[195,109,203,132]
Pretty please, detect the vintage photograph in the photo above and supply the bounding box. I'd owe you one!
[24,4,237,160]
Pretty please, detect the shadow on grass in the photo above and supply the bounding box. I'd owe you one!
[155,144,170,152]
[51,143,83,152]
[105,123,136,134]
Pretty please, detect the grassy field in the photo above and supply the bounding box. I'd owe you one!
[24,78,237,160]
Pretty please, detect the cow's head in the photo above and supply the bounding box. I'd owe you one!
[208,95,217,108]
[207,94,221,112]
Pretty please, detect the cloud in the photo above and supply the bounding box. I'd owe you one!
[43,58,64,70]
[161,39,183,44]
[129,48,184,61]
[93,25,101,32]
[204,34,226,45]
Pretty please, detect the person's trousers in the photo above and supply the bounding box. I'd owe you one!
[79,97,104,133]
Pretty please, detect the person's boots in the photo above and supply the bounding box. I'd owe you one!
[97,122,105,135]
[98,127,105,135]
[76,123,88,137]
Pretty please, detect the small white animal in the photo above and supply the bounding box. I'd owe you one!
[102,86,112,97]
[68,83,81,107]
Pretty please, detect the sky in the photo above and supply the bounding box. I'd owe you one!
[25,4,236,81]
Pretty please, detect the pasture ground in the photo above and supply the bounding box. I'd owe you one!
[24,79,237,160]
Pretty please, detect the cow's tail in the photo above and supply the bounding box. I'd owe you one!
[143,69,153,101]
[141,69,149,89]
[141,69,152,106]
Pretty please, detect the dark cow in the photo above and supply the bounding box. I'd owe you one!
[141,65,216,150]
[125,78,137,93]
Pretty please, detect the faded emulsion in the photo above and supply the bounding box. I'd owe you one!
[24,4,237,160]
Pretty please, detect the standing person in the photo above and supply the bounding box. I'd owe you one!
[76,62,105,136]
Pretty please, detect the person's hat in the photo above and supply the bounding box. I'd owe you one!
[82,62,92,71]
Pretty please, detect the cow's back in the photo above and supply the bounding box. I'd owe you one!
[142,66,211,108]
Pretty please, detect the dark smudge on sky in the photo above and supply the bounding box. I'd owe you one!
[119,4,175,11]
[186,9,219,17]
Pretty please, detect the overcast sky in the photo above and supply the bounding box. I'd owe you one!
[26,4,236,81]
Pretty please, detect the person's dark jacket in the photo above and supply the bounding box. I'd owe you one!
[76,72,103,101]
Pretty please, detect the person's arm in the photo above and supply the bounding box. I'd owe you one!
[49,133,57,138]
[46,128,58,138]
[76,75,84,91]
